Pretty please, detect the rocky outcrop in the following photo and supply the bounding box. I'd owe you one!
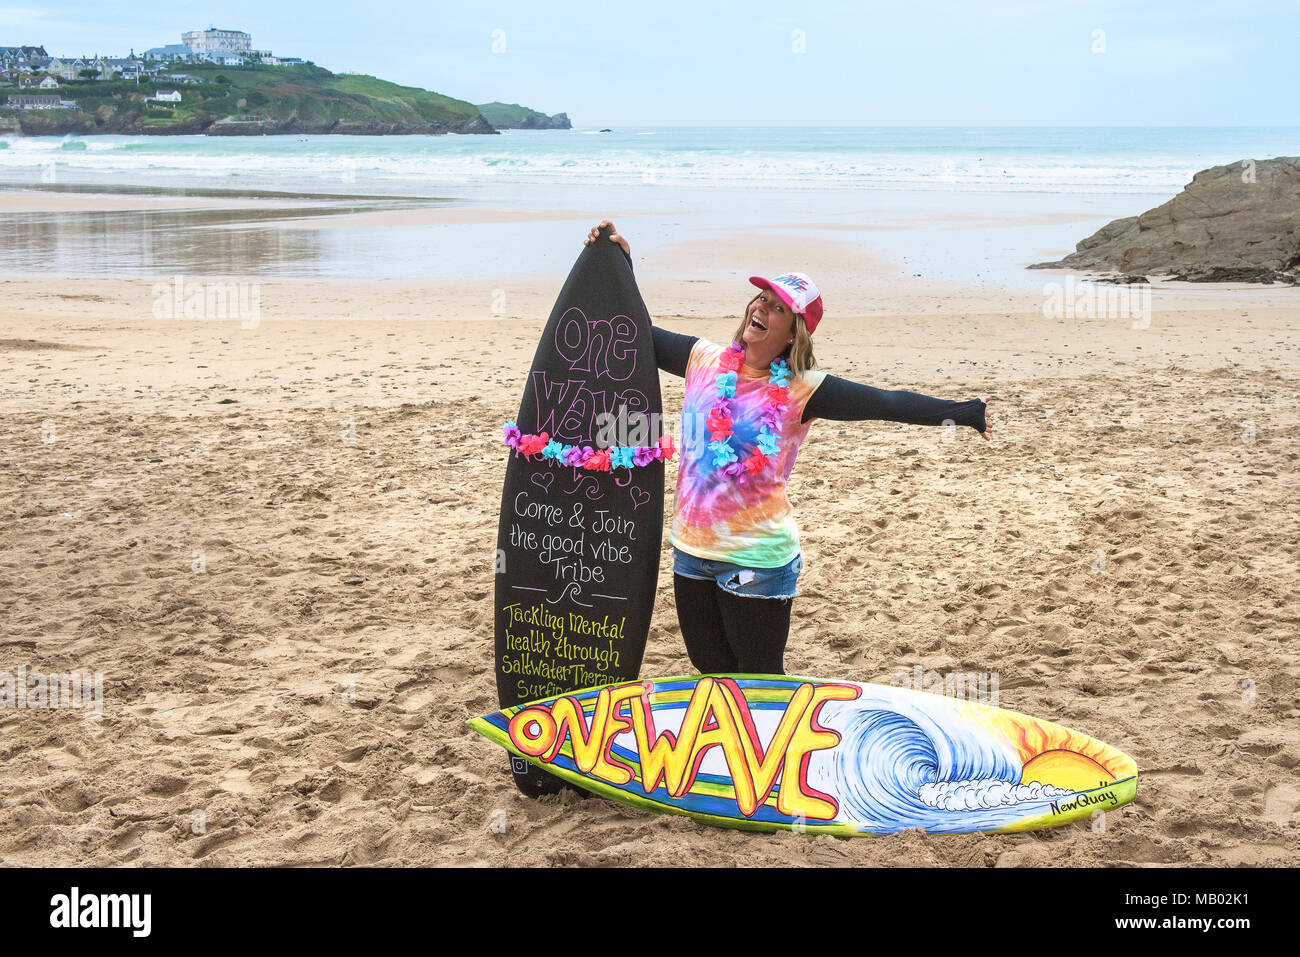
[7,108,210,135]
[520,111,570,130]
[475,102,571,129]
[4,108,494,136]
[1030,156,1300,281]
[454,112,497,134]
[204,112,495,136]
[203,115,277,135]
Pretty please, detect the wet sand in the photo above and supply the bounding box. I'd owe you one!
[0,183,1173,286]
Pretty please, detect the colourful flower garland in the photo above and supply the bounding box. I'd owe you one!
[706,342,791,479]
[502,422,675,471]
[500,343,786,478]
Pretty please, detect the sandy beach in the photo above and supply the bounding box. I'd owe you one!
[1,184,1297,867]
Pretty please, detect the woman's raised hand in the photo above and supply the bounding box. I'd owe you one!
[585,220,630,256]
[978,395,993,441]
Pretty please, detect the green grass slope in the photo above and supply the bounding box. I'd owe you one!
[3,63,495,135]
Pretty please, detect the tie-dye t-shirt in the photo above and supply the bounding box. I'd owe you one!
[669,338,827,568]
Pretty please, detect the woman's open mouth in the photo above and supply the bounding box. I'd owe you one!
[750,316,767,331]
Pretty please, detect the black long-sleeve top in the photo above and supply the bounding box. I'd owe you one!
[649,315,987,432]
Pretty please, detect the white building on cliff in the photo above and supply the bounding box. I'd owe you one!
[182,28,251,57]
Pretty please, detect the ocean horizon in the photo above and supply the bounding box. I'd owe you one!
[3,126,1298,197]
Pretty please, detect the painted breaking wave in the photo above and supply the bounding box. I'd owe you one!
[918,779,1072,811]
[810,691,1078,834]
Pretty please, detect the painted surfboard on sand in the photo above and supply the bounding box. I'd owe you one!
[468,674,1139,835]
[493,226,664,797]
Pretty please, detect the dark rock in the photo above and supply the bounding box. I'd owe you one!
[1030,157,1300,281]
[518,112,565,130]
[205,112,495,136]
[1170,266,1300,285]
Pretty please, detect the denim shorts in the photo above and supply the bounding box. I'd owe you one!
[672,547,804,600]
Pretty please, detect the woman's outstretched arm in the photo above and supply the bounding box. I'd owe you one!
[803,375,989,436]
[651,326,696,378]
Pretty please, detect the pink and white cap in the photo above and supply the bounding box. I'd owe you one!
[748,272,824,334]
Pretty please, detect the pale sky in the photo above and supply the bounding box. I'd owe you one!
[5,1,1297,126]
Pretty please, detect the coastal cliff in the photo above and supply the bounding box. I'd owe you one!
[1031,156,1300,283]
[1,63,499,136]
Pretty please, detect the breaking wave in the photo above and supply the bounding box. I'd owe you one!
[918,778,1072,811]
[811,690,1080,833]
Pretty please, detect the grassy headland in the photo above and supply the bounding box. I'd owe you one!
[1,64,496,135]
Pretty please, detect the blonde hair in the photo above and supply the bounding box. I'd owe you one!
[731,291,818,379]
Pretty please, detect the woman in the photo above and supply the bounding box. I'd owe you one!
[584,220,992,676]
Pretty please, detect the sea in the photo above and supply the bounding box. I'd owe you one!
[2,126,1297,284]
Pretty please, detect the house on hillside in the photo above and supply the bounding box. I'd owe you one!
[97,57,142,80]
[0,46,48,67]
[47,58,90,81]
[0,48,51,83]
[148,89,182,103]
[143,44,193,63]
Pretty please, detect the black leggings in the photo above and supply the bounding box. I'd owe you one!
[672,573,793,675]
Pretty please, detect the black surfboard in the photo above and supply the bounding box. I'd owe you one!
[493,226,665,797]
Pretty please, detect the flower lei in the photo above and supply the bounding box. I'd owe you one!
[502,422,675,471]
[706,342,791,479]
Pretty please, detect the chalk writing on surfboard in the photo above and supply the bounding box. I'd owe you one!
[498,302,658,704]
[530,306,650,443]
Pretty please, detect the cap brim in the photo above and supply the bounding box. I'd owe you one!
[748,276,798,315]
